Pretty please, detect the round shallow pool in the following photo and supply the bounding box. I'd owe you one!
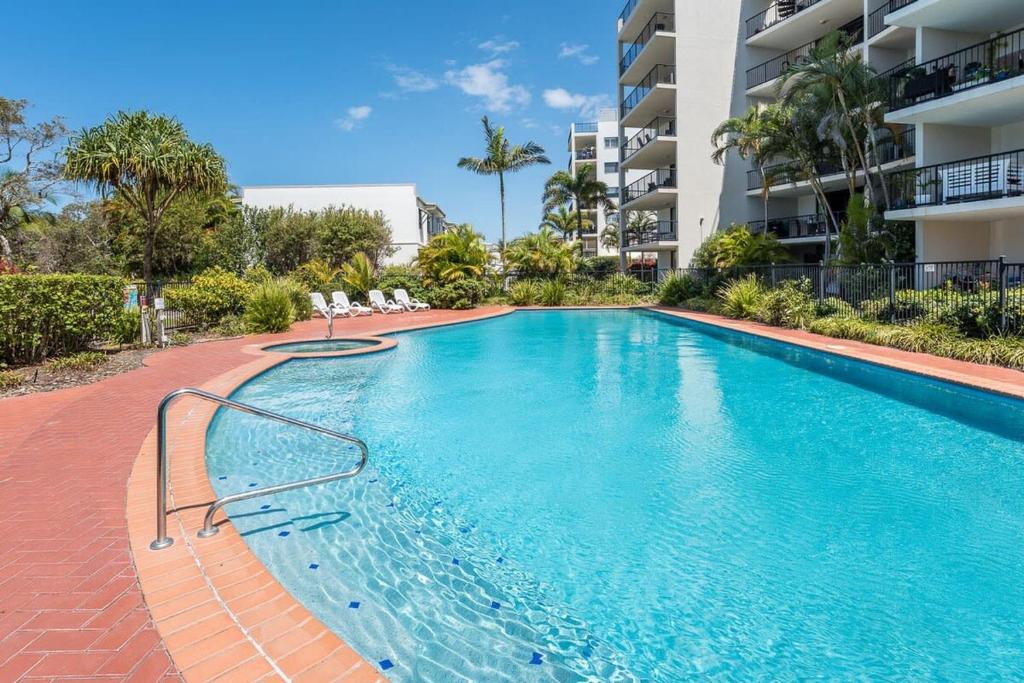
[263,338,382,354]
[208,310,1024,681]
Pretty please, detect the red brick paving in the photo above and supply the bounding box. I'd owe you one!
[0,309,505,681]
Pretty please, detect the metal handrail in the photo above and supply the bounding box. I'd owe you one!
[150,387,368,550]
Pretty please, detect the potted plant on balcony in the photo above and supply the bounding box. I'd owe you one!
[915,176,941,206]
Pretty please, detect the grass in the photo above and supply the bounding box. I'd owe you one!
[45,351,109,373]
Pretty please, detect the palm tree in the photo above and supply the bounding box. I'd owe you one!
[341,252,375,297]
[416,224,490,286]
[600,222,620,251]
[63,111,227,281]
[543,166,617,242]
[540,206,592,242]
[711,104,785,232]
[504,226,576,277]
[458,117,550,248]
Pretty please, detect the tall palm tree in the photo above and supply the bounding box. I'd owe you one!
[540,206,592,242]
[711,104,785,232]
[416,224,490,286]
[63,111,227,281]
[458,117,550,248]
[600,222,620,251]
[542,166,616,242]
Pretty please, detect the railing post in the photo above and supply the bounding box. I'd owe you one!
[817,260,825,303]
[771,263,777,288]
[150,391,177,550]
[889,262,897,324]
[999,254,1008,333]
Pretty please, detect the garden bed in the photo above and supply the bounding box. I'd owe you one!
[0,348,156,399]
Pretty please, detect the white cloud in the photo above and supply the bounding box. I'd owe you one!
[445,60,531,112]
[387,65,439,93]
[335,105,372,132]
[479,38,520,55]
[542,88,611,118]
[559,43,599,66]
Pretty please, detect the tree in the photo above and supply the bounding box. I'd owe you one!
[601,222,620,251]
[711,104,785,231]
[416,224,490,286]
[317,206,395,269]
[63,111,227,281]
[692,225,789,269]
[458,117,549,247]
[540,206,592,242]
[16,201,119,274]
[340,252,376,297]
[0,97,68,261]
[542,166,616,242]
[504,226,577,277]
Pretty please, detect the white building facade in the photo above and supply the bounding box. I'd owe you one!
[615,0,1024,268]
[241,184,450,266]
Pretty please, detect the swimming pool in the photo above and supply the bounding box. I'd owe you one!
[206,310,1024,680]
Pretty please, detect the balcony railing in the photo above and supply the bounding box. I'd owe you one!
[876,126,915,165]
[746,16,864,90]
[619,0,640,28]
[868,0,918,38]
[574,122,599,134]
[623,168,677,204]
[620,13,675,75]
[886,149,1024,211]
[624,221,678,247]
[575,147,597,161]
[747,213,845,240]
[621,64,676,119]
[884,27,1024,111]
[747,158,845,190]
[746,0,828,40]
[621,116,676,162]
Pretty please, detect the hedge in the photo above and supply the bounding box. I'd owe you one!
[0,274,126,364]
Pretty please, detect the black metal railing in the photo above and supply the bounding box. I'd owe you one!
[575,147,598,161]
[746,16,864,90]
[875,126,915,165]
[621,64,676,119]
[746,0,830,40]
[620,13,676,75]
[868,0,918,38]
[623,221,678,247]
[133,281,196,333]
[747,213,843,240]
[623,168,677,204]
[575,122,599,134]
[885,27,1024,111]
[746,157,845,190]
[886,149,1024,211]
[621,116,676,162]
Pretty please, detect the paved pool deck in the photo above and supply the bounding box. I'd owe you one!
[1,305,1023,681]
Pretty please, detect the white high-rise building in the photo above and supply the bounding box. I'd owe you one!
[615,0,1024,268]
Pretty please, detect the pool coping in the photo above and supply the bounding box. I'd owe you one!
[650,307,1024,400]
[125,307,513,682]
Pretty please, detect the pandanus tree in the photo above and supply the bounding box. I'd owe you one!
[540,206,592,242]
[458,117,549,248]
[63,111,227,281]
[416,224,490,286]
[542,166,616,242]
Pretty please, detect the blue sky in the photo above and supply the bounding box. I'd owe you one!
[8,0,624,243]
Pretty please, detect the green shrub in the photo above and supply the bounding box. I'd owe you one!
[211,314,247,337]
[0,274,126,365]
[163,267,253,329]
[657,273,704,306]
[508,280,541,306]
[682,296,721,313]
[377,265,427,301]
[718,275,766,320]
[577,256,619,279]
[46,351,108,372]
[816,296,855,318]
[168,332,192,346]
[244,282,296,333]
[425,280,487,310]
[755,278,815,329]
[289,259,341,293]
[276,277,313,321]
[540,280,568,307]
[242,265,274,285]
[602,273,648,298]
[112,307,142,345]
[566,276,600,305]
[0,369,23,390]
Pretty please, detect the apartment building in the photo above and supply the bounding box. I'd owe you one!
[241,184,452,266]
[615,0,1024,268]
[566,108,642,257]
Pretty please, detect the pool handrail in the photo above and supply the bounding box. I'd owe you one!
[150,387,368,550]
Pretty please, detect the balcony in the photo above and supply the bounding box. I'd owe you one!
[882,0,1024,34]
[621,116,676,170]
[622,220,678,249]
[876,126,916,165]
[746,16,864,95]
[618,0,674,41]
[867,0,917,47]
[575,147,598,162]
[885,149,1024,222]
[884,28,1024,126]
[573,122,599,134]
[745,0,863,49]
[620,12,675,85]
[747,213,843,241]
[622,168,677,210]
[747,159,844,193]
[620,64,676,128]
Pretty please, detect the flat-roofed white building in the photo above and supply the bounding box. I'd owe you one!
[241,184,453,265]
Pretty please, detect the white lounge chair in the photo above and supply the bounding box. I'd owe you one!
[331,291,373,317]
[394,289,430,311]
[310,293,338,338]
[368,290,404,314]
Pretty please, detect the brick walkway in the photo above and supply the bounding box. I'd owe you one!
[0,309,503,681]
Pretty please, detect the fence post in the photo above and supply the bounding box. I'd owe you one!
[770,263,777,288]
[999,254,1008,333]
[817,260,825,303]
[889,262,897,325]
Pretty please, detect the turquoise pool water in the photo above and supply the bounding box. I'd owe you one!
[206,310,1024,681]
[263,339,380,354]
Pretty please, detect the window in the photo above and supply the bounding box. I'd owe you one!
[604,162,619,174]
[604,136,619,149]
[607,186,620,198]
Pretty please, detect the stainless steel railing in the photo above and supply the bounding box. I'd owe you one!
[150,387,368,550]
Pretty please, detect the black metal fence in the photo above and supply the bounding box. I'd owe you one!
[886,149,1024,211]
[133,281,195,332]
[746,16,863,91]
[868,0,918,38]
[746,0,827,40]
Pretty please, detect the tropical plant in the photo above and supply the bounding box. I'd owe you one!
[508,280,541,306]
[692,225,789,269]
[244,282,295,333]
[754,277,816,328]
[290,259,342,293]
[539,280,567,307]
[504,227,577,277]
[340,252,376,298]
[600,223,620,251]
[0,369,22,390]
[276,277,313,321]
[376,264,427,301]
[63,111,228,282]
[417,225,490,285]
[657,273,704,307]
[45,351,108,373]
[719,275,767,319]
[711,103,786,230]
[540,206,592,241]
[542,166,616,242]
[458,117,550,247]
[425,280,488,310]
[163,267,253,329]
